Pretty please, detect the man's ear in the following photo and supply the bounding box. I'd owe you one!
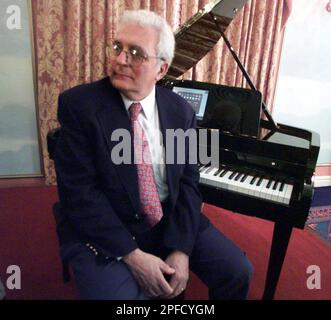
[156,62,170,81]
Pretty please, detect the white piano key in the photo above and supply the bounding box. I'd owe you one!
[271,181,282,203]
[240,175,256,195]
[229,173,245,194]
[234,175,248,195]
[257,178,270,201]
[206,167,222,187]
[278,183,287,204]
[264,180,275,200]
[226,171,239,191]
[247,176,258,196]
[213,170,233,190]
[278,183,289,204]
[283,184,293,205]
[200,167,218,187]
[251,177,263,198]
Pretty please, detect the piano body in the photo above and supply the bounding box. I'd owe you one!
[163,0,321,299]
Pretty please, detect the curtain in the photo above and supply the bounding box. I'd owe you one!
[192,1,290,104]
[32,0,289,184]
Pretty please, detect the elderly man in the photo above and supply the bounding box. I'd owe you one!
[54,9,252,300]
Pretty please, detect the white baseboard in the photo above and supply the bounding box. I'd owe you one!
[314,175,331,188]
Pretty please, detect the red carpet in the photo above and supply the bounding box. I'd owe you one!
[0,186,330,300]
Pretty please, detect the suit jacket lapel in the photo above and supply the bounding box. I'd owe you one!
[96,82,184,213]
[96,81,140,211]
[156,86,182,206]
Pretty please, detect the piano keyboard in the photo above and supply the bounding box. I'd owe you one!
[199,164,294,205]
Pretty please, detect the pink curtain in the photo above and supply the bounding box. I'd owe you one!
[192,0,289,110]
[31,0,290,184]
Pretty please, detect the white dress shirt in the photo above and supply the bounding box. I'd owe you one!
[120,87,169,202]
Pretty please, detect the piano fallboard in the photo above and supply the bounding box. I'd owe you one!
[198,126,319,182]
[196,123,319,230]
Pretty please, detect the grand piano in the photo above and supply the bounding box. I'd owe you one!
[162,0,321,299]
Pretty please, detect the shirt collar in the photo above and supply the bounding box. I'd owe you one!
[120,86,156,120]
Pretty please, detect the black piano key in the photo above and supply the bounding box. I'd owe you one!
[218,169,227,177]
[234,173,243,181]
[272,181,279,190]
[277,181,284,191]
[240,174,248,182]
[257,176,264,186]
[229,171,237,180]
[214,168,223,176]
[266,179,273,189]
[218,169,226,177]
[250,176,257,185]
[279,181,285,192]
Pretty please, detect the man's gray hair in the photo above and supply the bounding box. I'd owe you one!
[118,10,175,65]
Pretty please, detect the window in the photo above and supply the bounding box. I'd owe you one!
[273,0,331,164]
[0,0,41,177]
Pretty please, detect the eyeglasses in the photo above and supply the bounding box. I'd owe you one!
[108,41,165,66]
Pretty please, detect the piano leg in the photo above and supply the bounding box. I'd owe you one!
[262,221,293,300]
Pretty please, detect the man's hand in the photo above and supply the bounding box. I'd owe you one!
[123,248,175,298]
[161,250,189,299]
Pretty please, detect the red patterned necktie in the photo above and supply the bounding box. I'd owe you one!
[129,102,163,227]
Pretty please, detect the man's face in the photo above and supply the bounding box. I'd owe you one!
[109,23,169,101]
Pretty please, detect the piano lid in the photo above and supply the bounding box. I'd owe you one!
[166,0,247,80]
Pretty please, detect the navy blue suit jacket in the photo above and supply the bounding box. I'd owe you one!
[54,77,209,260]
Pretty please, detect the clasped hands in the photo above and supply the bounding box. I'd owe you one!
[123,248,189,299]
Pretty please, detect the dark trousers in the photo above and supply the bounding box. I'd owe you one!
[61,223,253,300]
